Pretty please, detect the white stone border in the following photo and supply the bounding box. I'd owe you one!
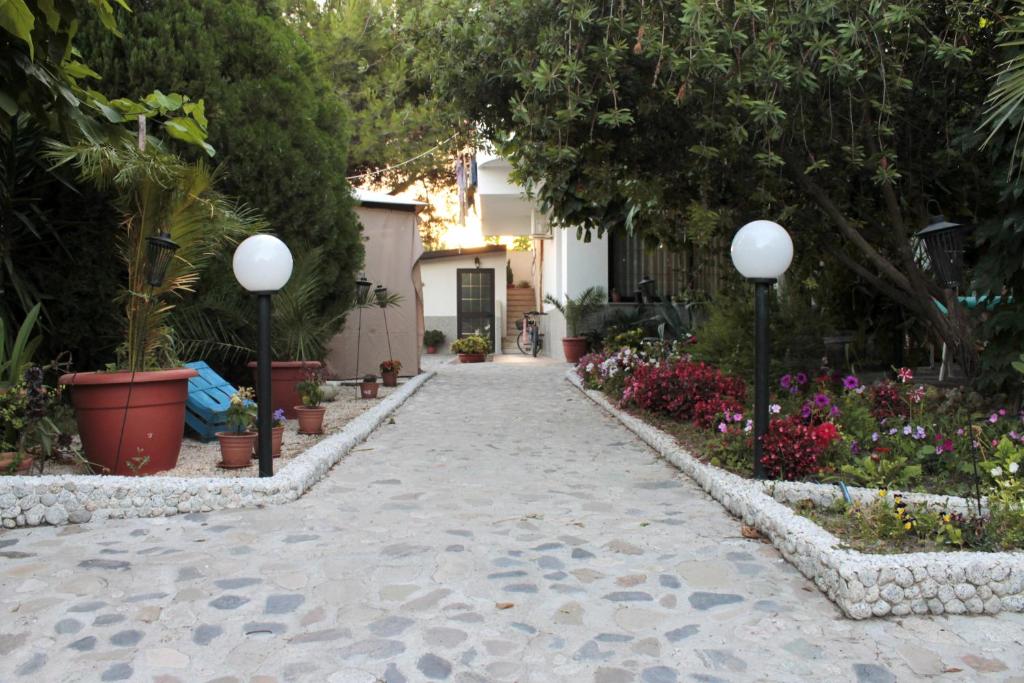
[0,372,435,529]
[568,372,1024,619]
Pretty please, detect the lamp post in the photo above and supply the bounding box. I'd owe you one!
[232,235,293,478]
[730,220,793,479]
[354,274,372,390]
[375,285,395,363]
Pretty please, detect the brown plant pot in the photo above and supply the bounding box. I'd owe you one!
[59,367,197,476]
[247,360,322,420]
[381,370,398,387]
[255,425,284,458]
[425,346,437,354]
[294,405,327,434]
[561,337,589,364]
[458,353,486,363]
[360,382,379,399]
[0,452,34,475]
[216,431,255,468]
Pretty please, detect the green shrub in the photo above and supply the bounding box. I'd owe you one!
[451,335,490,354]
[423,330,446,347]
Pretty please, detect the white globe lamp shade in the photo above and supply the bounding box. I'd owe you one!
[232,234,293,292]
[730,220,794,280]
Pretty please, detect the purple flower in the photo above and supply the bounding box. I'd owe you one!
[273,408,286,421]
[814,393,831,408]
[914,426,926,440]
[842,375,860,390]
[780,374,792,389]
[830,405,841,417]
[850,440,861,455]
[990,413,999,424]
[718,422,728,433]
[732,412,743,423]
[789,386,799,395]
[902,425,912,436]
[801,403,812,419]
[871,432,880,442]
[796,372,808,385]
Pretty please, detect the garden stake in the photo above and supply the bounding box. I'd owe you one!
[966,418,984,518]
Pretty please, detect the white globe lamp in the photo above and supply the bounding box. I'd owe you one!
[232,234,293,292]
[232,234,293,479]
[730,220,793,281]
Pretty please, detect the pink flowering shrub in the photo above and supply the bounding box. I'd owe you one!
[622,358,746,429]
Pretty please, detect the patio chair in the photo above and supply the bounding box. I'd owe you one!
[184,361,237,441]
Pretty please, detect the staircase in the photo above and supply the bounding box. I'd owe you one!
[503,286,537,352]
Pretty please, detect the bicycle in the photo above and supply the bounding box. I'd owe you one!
[515,310,545,357]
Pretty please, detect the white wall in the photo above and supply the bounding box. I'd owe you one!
[420,252,507,352]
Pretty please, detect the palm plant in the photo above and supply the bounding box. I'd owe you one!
[544,286,606,337]
[46,139,262,371]
[271,245,347,361]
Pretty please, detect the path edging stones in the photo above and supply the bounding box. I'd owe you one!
[567,371,1024,619]
[0,372,435,529]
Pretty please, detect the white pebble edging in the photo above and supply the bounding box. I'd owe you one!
[0,371,434,529]
[568,372,1024,619]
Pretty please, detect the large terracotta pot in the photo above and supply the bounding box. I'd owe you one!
[458,353,486,363]
[216,431,255,468]
[247,360,321,419]
[59,368,197,476]
[294,405,326,434]
[561,337,588,364]
[381,370,398,387]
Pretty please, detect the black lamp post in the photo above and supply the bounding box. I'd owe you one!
[916,215,969,290]
[145,231,179,287]
[637,277,656,303]
[730,220,794,479]
[353,274,372,390]
[232,235,293,478]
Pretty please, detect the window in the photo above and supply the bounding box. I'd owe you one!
[608,232,725,302]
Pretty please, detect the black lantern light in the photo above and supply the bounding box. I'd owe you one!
[374,285,389,308]
[637,277,656,303]
[916,215,969,290]
[145,231,179,287]
[356,273,372,305]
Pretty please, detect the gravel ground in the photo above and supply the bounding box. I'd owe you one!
[40,382,397,479]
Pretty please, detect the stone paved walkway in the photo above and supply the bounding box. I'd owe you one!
[2,360,1024,683]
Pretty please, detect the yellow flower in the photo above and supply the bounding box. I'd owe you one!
[878,489,887,498]
[942,513,951,524]
[980,17,990,29]
[904,521,912,530]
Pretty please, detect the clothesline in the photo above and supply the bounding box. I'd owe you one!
[345,134,460,181]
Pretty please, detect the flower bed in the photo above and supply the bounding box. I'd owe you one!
[569,371,1024,618]
[0,372,433,528]
[576,343,1024,551]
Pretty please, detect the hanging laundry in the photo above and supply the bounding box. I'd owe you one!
[470,155,478,187]
[454,158,466,224]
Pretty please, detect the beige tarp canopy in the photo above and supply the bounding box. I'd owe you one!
[325,192,425,379]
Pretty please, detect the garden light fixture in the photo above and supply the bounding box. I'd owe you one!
[356,273,372,306]
[144,230,179,287]
[730,220,793,479]
[637,277,656,303]
[374,285,389,308]
[916,215,969,290]
[232,234,294,478]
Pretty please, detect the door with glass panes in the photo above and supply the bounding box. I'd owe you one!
[456,268,495,351]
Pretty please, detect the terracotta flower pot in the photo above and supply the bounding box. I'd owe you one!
[0,452,34,475]
[216,431,255,468]
[256,425,284,458]
[59,367,197,476]
[247,360,321,419]
[294,405,326,434]
[360,382,379,399]
[561,337,589,364]
[458,353,486,363]
[381,370,398,387]
[426,346,437,354]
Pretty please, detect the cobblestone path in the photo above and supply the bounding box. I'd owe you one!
[2,360,1023,682]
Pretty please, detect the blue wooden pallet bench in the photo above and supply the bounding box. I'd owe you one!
[184,361,236,441]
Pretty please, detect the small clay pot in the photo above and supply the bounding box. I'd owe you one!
[426,346,437,354]
[295,405,327,434]
[360,382,379,399]
[216,432,255,468]
[458,353,486,363]
[381,370,398,387]
[255,425,285,458]
[0,452,34,475]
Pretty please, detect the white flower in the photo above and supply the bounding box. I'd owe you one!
[769,403,781,414]
[991,466,1003,478]
[1010,462,1020,474]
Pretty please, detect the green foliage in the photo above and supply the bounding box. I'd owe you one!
[423,329,445,347]
[604,328,645,353]
[225,387,256,433]
[0,303,41,389]
[450,335,489,355]
[544,286,605,337]
[839,455,924,491]
[297,367,326,407]
[80,0,363,366]
[47,139,262,371]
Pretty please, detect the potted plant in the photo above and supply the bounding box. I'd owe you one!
[216,387,256,468]
[360,374,380,399]
[380,359,401,387]
[261,408,286,458]
[451,335,490,363]
[54,141,259,475]
[544,286,606,363]
[295,367,327,434]
[423,329,445,354]
[0,367,74,475]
